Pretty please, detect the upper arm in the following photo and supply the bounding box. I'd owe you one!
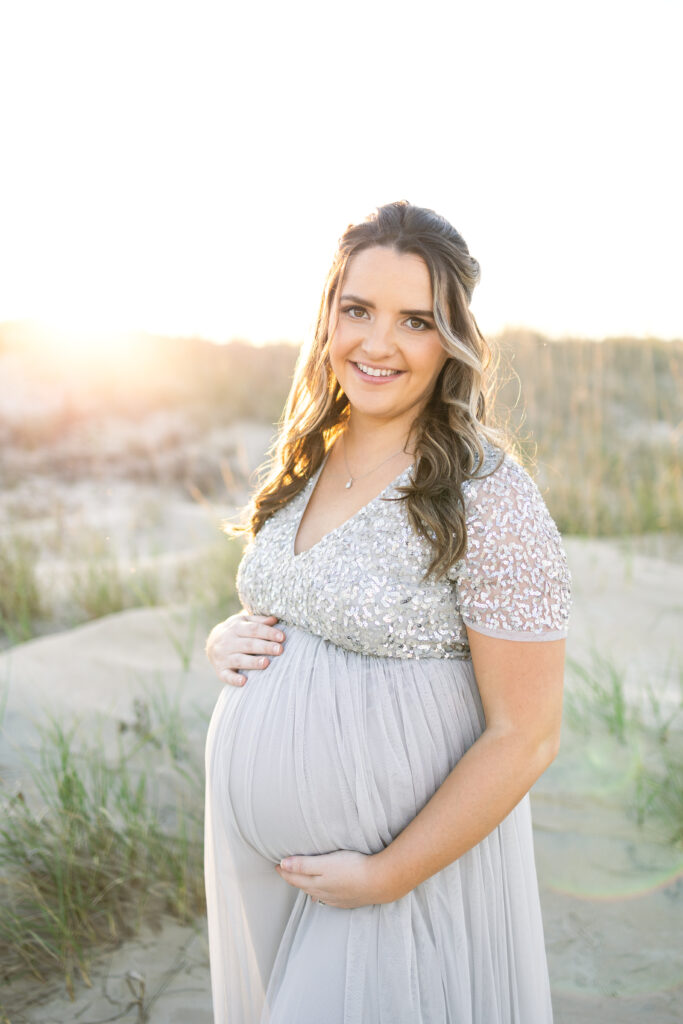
[466,627,565,757]
[451,454,572,754]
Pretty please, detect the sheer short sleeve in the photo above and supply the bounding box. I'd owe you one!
[450,454,572,641]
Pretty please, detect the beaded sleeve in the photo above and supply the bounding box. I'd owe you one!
[450,455,572,641]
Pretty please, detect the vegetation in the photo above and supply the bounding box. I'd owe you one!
[0,535,43,644]
[565,649,683,846]
[493,333,683,535]
[0,531,244,647]
[69,545,161,621]
[0,688,207,1001]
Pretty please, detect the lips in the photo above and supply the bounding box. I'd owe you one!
[351,360,404,382]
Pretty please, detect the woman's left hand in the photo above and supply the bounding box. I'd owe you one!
[275,849,389,908]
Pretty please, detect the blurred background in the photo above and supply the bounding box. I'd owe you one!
[0,1,681,1021]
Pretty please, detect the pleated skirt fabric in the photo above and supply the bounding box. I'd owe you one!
[204,623,553,1023]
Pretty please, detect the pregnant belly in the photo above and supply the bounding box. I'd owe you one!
[205,624,485,864]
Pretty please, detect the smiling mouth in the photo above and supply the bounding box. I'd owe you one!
[353,361,404,379]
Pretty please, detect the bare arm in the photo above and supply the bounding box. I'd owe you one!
[370,627,565,901]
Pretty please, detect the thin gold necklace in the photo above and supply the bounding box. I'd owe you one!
[341,432,409,489]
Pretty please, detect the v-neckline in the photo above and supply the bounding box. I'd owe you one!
[292,449,415,559]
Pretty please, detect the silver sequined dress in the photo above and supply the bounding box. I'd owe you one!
[204,440,571,1024]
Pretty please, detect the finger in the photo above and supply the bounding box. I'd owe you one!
[211,636,283,661]
[214,655,270,681]
[224,652,277,671]
[275,869,333,906]
[240,636,285,656]
[279,857,321,876]
[219,669,247,687]
[276,871,323,895]
[274,868,308,891]
[238,621,286,646]
[246,614,280,623]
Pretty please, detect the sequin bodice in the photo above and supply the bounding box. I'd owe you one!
[235,442,572,659]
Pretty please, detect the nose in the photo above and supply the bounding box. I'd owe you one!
[358,316,397,357]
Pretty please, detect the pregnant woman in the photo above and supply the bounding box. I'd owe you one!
[204,200,571,1023]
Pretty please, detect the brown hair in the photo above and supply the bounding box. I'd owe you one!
[224,200,508,580]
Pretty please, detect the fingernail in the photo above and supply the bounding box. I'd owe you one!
[280,858,292,869]
[276,632,284,641]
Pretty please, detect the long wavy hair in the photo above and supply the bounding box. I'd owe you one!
[224,200,509,580]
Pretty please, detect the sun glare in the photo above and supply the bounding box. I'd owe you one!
[23,319,141,365]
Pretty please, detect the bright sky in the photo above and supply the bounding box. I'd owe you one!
[1,0,681,348]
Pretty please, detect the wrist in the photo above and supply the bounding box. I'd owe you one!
[369,846,409,904]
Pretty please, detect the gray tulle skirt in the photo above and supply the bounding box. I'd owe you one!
[204,624,553,1023]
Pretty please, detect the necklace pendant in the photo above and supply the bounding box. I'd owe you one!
[345,478,353,489]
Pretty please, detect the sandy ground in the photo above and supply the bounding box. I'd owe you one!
[2,919,213,1024]
[1,536,681,1022]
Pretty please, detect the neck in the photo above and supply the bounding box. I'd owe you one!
[343,410,418,459]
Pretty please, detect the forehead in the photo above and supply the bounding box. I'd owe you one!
[342,246,432,304]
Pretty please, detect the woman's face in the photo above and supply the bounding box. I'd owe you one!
[328,245,449,426]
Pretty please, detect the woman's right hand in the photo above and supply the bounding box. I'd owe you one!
[205,611,285,687]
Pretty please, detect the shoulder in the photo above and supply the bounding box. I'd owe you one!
[463,443,568,574]
[464,440,554,531]
[451,438,573,636]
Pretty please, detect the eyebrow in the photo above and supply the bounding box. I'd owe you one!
[339,293,434,318]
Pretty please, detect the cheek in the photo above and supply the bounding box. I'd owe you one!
[329,321,354,363]
[327,334,348,381]
[424,341,448,379]
[412,345,446,380]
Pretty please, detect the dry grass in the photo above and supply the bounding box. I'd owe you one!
[493,333,683,535]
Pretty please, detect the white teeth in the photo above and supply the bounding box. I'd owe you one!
[355,362,401,378]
